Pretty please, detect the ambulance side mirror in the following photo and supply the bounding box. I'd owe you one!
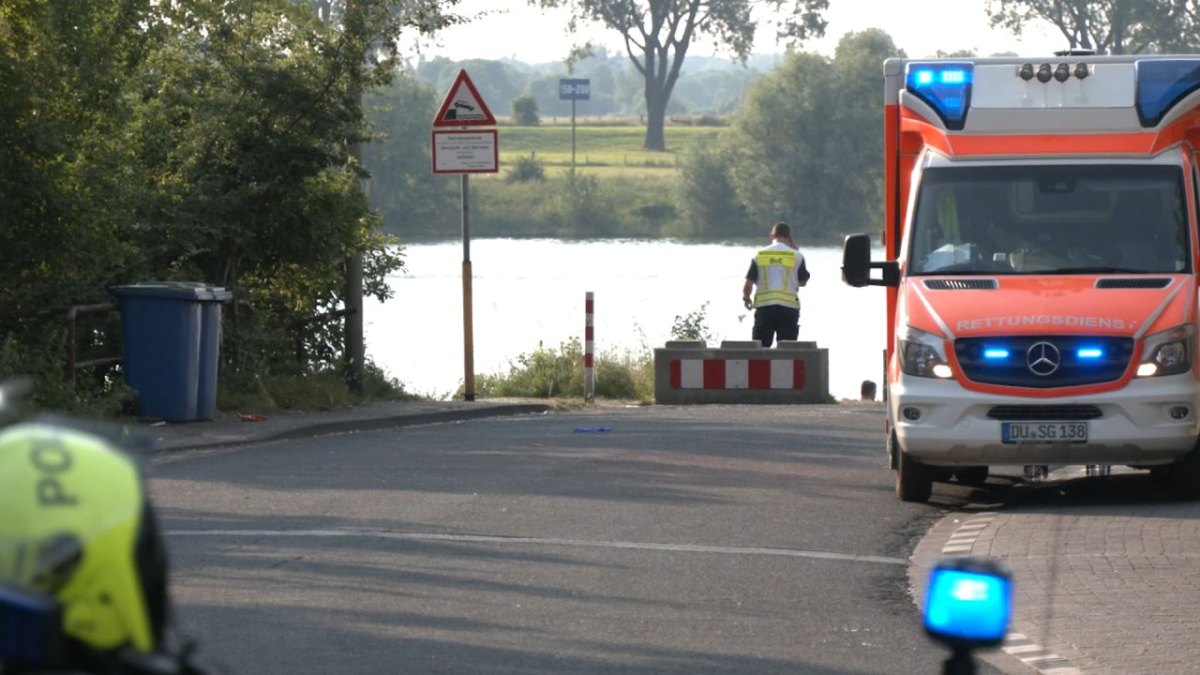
[842,234,899,288]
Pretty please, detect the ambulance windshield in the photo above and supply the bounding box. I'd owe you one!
[909,164,1190,275]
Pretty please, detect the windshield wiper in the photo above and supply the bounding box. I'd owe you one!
[1037,266,1157,274]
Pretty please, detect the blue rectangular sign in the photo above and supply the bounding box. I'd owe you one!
[559,78,591,101]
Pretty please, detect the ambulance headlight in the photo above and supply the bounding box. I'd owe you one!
[899,326,953,379]
[1138,325,1194,377]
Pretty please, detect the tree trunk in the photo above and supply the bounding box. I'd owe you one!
[644,102,667,151]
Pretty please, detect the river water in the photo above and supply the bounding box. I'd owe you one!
[365,239,887,401]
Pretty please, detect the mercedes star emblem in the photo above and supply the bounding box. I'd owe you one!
[1027,341,1061,376]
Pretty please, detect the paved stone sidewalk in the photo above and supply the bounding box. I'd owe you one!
[913,484,1200,675]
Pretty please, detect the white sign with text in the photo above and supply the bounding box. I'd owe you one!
[431,130,499,174]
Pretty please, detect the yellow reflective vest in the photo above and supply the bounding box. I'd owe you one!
[752,244,802,309]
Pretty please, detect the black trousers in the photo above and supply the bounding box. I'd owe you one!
[752,305,800,348]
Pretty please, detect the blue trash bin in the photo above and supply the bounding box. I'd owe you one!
[110,283,231,422]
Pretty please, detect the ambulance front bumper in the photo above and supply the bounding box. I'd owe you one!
[890,374,1200,467]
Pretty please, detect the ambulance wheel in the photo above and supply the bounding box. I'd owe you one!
[895,438,932,503]
[1166,442,1200,499]
[954,466,989,485]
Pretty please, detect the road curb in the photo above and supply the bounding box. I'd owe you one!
[262,403,554,442]
[909,510,1041,675]
[152,403,554,453]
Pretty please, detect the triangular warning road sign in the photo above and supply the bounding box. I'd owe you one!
[432,69,497,127]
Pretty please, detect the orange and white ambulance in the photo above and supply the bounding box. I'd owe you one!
[842,55,1200,502]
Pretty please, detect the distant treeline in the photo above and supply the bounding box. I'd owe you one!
[365,30,900,244]
[411,47,781,119]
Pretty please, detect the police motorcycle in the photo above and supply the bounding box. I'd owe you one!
[0,379,213,675]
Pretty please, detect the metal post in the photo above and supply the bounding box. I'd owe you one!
[343,0,365,396]
[462,174,475,401]
[584,292,594,401]
[571,98,577,172]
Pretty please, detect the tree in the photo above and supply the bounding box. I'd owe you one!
[719,30,899,241]
[984,0,1199,54]
[530,0,828,151]
[512,94,541,125]
[363,74,460,235]
[0,0,467,408]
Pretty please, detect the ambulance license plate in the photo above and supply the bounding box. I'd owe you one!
[1001,421,1088,444]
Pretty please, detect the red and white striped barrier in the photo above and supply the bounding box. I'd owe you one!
[668,358,806,390]
[584,292,594,401]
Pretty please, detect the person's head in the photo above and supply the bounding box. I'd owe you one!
[770,222,793,245]
[860,380,877,401]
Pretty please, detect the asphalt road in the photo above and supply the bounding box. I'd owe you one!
[147,403,996,674]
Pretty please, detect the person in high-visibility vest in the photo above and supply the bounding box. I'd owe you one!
[742,222,810,347]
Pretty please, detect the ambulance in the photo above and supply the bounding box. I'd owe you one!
[842,54,1200,502]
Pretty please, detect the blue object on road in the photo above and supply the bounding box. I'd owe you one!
[924,556,1013,648]
[573,427,612,433]
[110,282,232,422]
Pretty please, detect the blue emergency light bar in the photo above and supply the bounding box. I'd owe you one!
[906,62,974,130]
[1135,59,1200,127]
[983,348,1010,360]
[924,557,1013,648]
[1077,347,1104,360]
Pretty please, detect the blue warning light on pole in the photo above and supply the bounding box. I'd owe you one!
[906,62,974,130]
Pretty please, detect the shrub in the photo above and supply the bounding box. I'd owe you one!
[512,95,540,126]
[473,339,583,398]
[594,348,654,402]
[670,302,714,343]
[505,154,546,183]
[469,338,653,402]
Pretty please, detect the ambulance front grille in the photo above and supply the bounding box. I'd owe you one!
[956,335,1134,388]
[987,405,1103,421]
[924,279,998,290]
[1095,278,1172,289]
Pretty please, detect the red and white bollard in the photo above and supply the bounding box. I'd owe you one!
[584,291,594,401]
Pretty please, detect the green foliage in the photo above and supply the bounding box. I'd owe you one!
[0,0,456,414]
[218,370,352,413]
[512,95,540,126]
[594,348,654,402]
[529,0,828,150]
[471,338,653,402]
[553,172,616,236]
[363,74,460,232]
[505,155,547,183]
[673,139,747,238]
[721,29,897,243]
[474,339,584,398]
[985,0,1193,55]
[669,303,714,343]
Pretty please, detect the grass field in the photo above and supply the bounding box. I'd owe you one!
[440,121,731,238]
[496,124,725,172]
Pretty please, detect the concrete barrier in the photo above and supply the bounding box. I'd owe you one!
[653,340,830,404]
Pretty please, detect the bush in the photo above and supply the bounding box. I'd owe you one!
[505,154,546,183]
[594,348,654,402]
[474,338,583,398]
[512,95,540,126]
[673,139,748,238]
[469,338,653,402]
[670,302,714,343]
